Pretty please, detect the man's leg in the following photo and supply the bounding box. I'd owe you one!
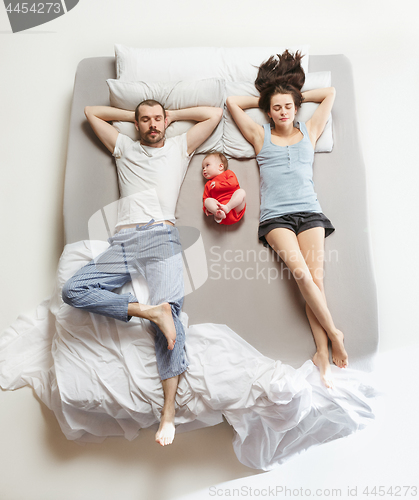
[62,232,140,322]
[149,257,187,447]
[62,231,182,348]
[156,375,179,446]
[139,225,188,446]
[63,225,187,446]
[127,302,177,350]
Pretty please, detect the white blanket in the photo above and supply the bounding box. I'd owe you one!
[0,241,376,471]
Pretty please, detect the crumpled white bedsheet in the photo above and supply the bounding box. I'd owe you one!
[0,240,376,471]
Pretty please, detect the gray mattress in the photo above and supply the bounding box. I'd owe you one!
[63,54,379,370]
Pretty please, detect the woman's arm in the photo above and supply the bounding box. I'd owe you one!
[303,87,336,147]
[226,96,264,154]
[84,106,135,153]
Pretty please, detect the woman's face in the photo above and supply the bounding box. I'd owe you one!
[268,93,297,126]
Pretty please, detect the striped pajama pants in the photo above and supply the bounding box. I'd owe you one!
[62,222,188,380]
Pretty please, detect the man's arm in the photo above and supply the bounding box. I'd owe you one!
[166,107,223,155]
[84,106,135,153]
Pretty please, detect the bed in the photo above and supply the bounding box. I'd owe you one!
[0,47,379,471]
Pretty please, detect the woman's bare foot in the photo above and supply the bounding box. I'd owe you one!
[329,329,348,368]
[155,407,176,446]
[313,351,334,388]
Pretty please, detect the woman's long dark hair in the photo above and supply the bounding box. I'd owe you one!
[255,50,305,113]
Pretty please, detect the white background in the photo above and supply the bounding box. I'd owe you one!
[0,1,418,499]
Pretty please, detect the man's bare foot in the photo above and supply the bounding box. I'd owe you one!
[136,303,176,350]
[313,351,334,388]
[155,408,175,446]
[329,329,348,368]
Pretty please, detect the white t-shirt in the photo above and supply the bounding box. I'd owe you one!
[112,132,193,228]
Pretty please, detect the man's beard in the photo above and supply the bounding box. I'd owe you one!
[139,128,165,145]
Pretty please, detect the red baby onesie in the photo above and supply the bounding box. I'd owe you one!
[202,170,246,225]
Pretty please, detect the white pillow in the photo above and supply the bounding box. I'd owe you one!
[223,72,333,159]
[107,78,225,154]
[114,44,310,82]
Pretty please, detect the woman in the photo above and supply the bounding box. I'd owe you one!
[226,50,347,388]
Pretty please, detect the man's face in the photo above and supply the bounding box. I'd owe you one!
[135,104,167,147]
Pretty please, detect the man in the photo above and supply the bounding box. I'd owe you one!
[62,99,222,446]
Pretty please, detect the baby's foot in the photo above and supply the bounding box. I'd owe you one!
[330,329,348,368]
[217,203,231,215]
[313,351,334,388]
[215,209,226,221]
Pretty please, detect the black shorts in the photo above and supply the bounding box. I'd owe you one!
[258,212,335,247]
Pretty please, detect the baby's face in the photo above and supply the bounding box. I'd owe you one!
[202,155,224,180]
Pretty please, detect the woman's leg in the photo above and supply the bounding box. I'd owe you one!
[265,228,347,369]
[297,227,347,369]
[296,228,334,386]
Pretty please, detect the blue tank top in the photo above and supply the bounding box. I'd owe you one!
[257,122,322,223]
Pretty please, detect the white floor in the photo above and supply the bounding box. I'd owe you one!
[1,0,419,498]
[0,344,418,500]
[175,345,419,500]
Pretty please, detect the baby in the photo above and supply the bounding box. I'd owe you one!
[202,152,246,224]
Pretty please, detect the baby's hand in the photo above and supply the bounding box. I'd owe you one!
[204,209,211,216]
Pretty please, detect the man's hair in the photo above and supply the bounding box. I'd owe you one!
[135,99,166,122]
[204,152,229,171]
